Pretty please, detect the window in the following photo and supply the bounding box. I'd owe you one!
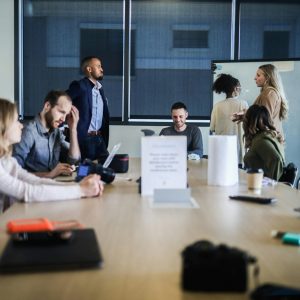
[19,0,231,124]
[21,0,124,119]
[239,1,300,59]
[18,0,300,124]
[173,30,209,49]
[80,28,136,76]
[263,31,289,59]
[129,1,231,122]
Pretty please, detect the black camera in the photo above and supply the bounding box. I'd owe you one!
[181,240,257,292]
[75,159,115,184]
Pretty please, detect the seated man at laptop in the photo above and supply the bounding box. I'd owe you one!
[159,102,203,159]
[13,90,81,178]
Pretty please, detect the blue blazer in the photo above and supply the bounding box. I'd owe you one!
[67,77,110,147]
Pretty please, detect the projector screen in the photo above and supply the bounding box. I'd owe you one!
[211,59,300,174]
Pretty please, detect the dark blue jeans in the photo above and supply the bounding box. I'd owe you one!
[80,136,109,161]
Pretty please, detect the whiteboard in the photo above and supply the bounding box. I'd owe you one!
[211,59,300,175]
[212,60,300,106]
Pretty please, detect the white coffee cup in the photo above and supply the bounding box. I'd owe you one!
[247,168,264,190]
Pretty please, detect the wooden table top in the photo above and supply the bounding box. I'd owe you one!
[0,158,299,300]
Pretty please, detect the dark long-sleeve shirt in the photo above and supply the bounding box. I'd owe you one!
[159,124,203,157]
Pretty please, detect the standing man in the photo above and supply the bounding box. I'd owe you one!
[67,56,109,160]
[159,102,203,159]
[13,90,80,178]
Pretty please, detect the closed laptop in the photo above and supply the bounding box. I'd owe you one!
[0,228,103,273]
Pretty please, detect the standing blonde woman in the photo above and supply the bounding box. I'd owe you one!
[254,64,288,136]
[0,98,104,212]
[233,64,288,137]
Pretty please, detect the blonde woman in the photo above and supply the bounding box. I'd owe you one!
[0,98,104,212]
[253,64,288,136]
[233,64,288,137]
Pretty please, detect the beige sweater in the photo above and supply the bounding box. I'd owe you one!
[0,156,82,212]
[254,87,283,136]
[210,97,248,163]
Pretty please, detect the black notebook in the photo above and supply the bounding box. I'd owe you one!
[0,228,103,273]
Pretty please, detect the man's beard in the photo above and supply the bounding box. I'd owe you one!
[175,122,184,128]
[97,75,103,81]
[44,110,55,130]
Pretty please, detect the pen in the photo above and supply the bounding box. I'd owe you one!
[271,230,300,245]
[271,230,287,239]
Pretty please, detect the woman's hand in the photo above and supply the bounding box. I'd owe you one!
[231,110,246,123]
[79,174,104,198]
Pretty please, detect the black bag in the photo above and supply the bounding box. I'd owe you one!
[181,240,258,292]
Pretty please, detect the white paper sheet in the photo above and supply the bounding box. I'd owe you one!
[141,136,187,196]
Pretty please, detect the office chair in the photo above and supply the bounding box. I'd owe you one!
[296,177,300,190]
[141,129,155,136]
[279,163,298,188]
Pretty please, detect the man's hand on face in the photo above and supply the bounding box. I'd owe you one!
[66,106,79,132]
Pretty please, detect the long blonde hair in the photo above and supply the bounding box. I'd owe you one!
[0,98,17,157]
[259,64,288,120]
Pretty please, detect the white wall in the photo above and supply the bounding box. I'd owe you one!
[109,125,209,157]
[0,0,14,100]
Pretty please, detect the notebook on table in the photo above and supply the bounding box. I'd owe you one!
[0,228,103,273]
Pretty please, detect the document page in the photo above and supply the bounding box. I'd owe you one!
[141,136,187,196]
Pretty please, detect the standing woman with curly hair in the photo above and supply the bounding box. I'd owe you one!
[254,64,288,137]
[211,73,248,164]
[243,105,285,180]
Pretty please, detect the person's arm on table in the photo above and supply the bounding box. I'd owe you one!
[188,127,203,157]
[0,158,103,203]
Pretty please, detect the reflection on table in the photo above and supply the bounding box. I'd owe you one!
[0,158,299,300]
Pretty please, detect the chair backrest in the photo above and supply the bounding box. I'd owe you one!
[141,129,155,136]
[279,163,298,187]
[297,177,300,190]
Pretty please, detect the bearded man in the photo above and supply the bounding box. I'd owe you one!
[13,90,80,178]
[67,56,110,160]
[159,102,203,159]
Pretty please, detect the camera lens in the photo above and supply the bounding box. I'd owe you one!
[99,166,115,184]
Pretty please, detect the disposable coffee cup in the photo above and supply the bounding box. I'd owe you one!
[247,168,264,190]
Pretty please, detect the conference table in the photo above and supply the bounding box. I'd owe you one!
[0,158,299,300]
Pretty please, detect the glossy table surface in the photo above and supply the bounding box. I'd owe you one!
[0,158,300,300]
